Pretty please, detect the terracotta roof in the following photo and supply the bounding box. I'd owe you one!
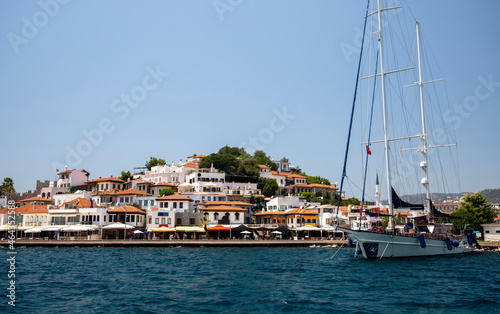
[17,204,49,214]
[306,183,338,190]
[290,184,310,188]
[254,211,286,216]
[85,177,125,184]
[285,208,318,215]
[201,205,247,212]
[270,171,287,176]
[258,164,270,169]
[107,206,146,214]
[178,163,197,169]
[58,198,100,209]
[155,194,193,201]
[286,173,306,179]
[154,182,177,187]
[18,197,52,203]
[57,169,75,175]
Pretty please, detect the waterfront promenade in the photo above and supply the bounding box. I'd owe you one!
[2,239,345,248]
[2,239,499,249]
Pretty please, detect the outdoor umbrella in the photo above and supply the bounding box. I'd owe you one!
[208,224,230,239]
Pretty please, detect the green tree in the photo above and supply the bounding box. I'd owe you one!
[159,188,175,197]
[0,177,15,196]
[451,192,496,237]
[69,186,79,194]
[199,153,239,174]
[237,157,260,177]
[218,145,249,158]
[342,197,361,206]
[253,150,278,171]
[262,179,279,197]
[119,171,131,181]
[280,157,289,163]
[145,157,166,170]
[301,173,332,186]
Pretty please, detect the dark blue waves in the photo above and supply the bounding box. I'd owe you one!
[1,247,499,313]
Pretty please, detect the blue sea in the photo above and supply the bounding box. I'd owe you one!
[1,247,499,313]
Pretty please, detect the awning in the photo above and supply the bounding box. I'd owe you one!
[61,225,94,232]
[176,226,205,232]
[43,226,64,232]
[25,227,43,233]
[0,224,12,231]
[102,223,135,230]
[151,226,176,232]
[208,224,230,231]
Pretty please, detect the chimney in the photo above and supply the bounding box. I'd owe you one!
[64,165,68,171]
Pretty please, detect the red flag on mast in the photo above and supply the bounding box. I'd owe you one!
[366,145,372,155]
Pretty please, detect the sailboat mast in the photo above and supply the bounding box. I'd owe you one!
[416,21,432,219]
[377,0,394,225]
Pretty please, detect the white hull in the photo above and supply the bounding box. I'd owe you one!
[339,227,476,258]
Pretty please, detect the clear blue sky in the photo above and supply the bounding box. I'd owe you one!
[1,0,499,196]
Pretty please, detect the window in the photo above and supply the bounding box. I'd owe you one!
[167,218,171,224]
[173,202,177,209]
[214,212,219,220]
[190,218,195,225]
[165,202,168,208]
[149,217,152,224]
[97,216,100,222]
[125,197,129,203]
[160,202,164,209]
[235,213,240,220]
[151,200,155,206]
[139,200,143,206]
[113,184,116,189]
[131,215,135,222]
[106,183,109,190]
[120,197,124,203]
[126,215,130,222]
[176,218,182,225]
[155,218,159,224]
[179,202,183,209]
[161,218,165,224]
[104,216,106,222]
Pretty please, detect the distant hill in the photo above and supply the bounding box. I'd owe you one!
[386,188,500,205]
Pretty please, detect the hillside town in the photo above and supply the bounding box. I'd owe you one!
[1,150,499,242]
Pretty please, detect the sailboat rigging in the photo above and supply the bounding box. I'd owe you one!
[335,0,477,258]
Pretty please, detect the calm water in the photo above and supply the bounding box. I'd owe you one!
[1,247,499,313]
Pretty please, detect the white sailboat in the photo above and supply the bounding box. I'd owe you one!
[336,0,477,258]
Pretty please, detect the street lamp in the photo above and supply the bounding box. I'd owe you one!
[123,207,127,240]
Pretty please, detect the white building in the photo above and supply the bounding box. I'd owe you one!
[40,167,90,199]
[179,167,227,203]
[146,195,192,229]
[265,195,311,212]
[482,223,500,241]
[53,190,92,207]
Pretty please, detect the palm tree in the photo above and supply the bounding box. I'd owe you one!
[1,177,15,196]
[199,216,211,238]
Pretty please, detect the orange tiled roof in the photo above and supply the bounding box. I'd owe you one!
[258,164,270,169]
[286,173,306,179]
[107,206,146,214]
[306,183,338,189]
[178,163,197,169]
[58,198,100,209]
[270,171,287,176]
[201,205,247,212]
[16,204,49,214]
[85,177,125,184]
[254,211,286,216]
[57,169,75,175]
[155,194,193,201]
[18,197,52,203]
[285,208,318,215]
[154,182,177,187]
